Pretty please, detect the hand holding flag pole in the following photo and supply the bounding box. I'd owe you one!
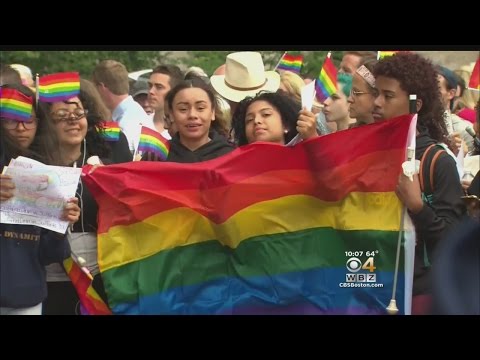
[70,249,93,281]
[387,94,418,315]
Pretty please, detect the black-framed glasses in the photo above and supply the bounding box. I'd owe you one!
[1,117,38,130]
[51,108,88,122]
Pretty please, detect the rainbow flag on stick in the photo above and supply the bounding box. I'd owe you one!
[63,257,111,315]
[468,58,479,91]
[276,53,304,74]
[83,114,416,315]
[137,126,170,160]
[99,121,121,141]
[315,52,338,102]
[377,51,399,60]
[38,72,80,102]
[0,88,33,122]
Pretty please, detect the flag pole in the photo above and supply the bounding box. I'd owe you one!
[35,73,39,107]
[133,142,140,161]
[273,51,287,71]
[387,94,417,315]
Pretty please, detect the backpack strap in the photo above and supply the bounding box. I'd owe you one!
[419,144,436,194]
[429,150,444,192]
[419,144,446,195]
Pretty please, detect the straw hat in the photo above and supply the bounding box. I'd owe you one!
[210,52,280,103]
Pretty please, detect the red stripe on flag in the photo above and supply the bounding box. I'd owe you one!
[469,58,479,90]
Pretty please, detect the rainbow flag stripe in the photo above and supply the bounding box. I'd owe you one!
[63,257,111,315]
[100,121,121,141]
[277,53,304,74]
[468,58,479,90]
[137,126,169,160]
[315,56,337,102]
[0,88,33,122]
[377,51,399,60]
[83,114,415,315]
[38,72,80,102]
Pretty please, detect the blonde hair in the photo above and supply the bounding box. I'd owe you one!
[279,70,322,112]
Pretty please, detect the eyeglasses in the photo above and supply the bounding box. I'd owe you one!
[1,118,38,130]
[350,89,370,97]
[51,108,88,123]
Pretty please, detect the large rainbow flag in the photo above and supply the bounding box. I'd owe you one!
[63,257,111,315]
[315,54,337,102]
[276,53,304,74]
[38,72,80,102]
[83,115,415,315]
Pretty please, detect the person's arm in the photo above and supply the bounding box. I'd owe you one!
[38,229,71,265]
[409,153,465,249]
[38,197,79,265]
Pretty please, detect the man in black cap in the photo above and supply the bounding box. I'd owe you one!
[130,79,154,117]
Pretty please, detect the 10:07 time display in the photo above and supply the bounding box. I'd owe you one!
[345,251,363,257]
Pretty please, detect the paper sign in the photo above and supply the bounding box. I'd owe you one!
[301,81,316,112]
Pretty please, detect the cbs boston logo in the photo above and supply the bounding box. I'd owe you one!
[345,256,377,283]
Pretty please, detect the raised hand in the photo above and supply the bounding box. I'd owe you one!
[296,108,318,140]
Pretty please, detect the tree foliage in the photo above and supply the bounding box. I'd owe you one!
[1,50,343,78]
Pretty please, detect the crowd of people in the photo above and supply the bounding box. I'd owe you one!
[1,50,479,315]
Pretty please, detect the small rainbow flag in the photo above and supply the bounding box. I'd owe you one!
[377,51,399,60]
[468,58,479,91]
[0,87,33,122]
[277,53,304,74]
[315,54,338,102]
[137,126,170,161]
[63,257,111,315]
[100,121,121,141]
[38,72,80,102]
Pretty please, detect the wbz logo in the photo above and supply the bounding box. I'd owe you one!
[345,257,377,283]
[346,273,377,282]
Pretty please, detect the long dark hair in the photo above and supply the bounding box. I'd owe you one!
[473,97,480,156]
[231,91,300,146]
[41,79,112,163]
[0,83,61,165]
[373,52,447,143]
[79,78,111,159]
[165,77,230,138]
